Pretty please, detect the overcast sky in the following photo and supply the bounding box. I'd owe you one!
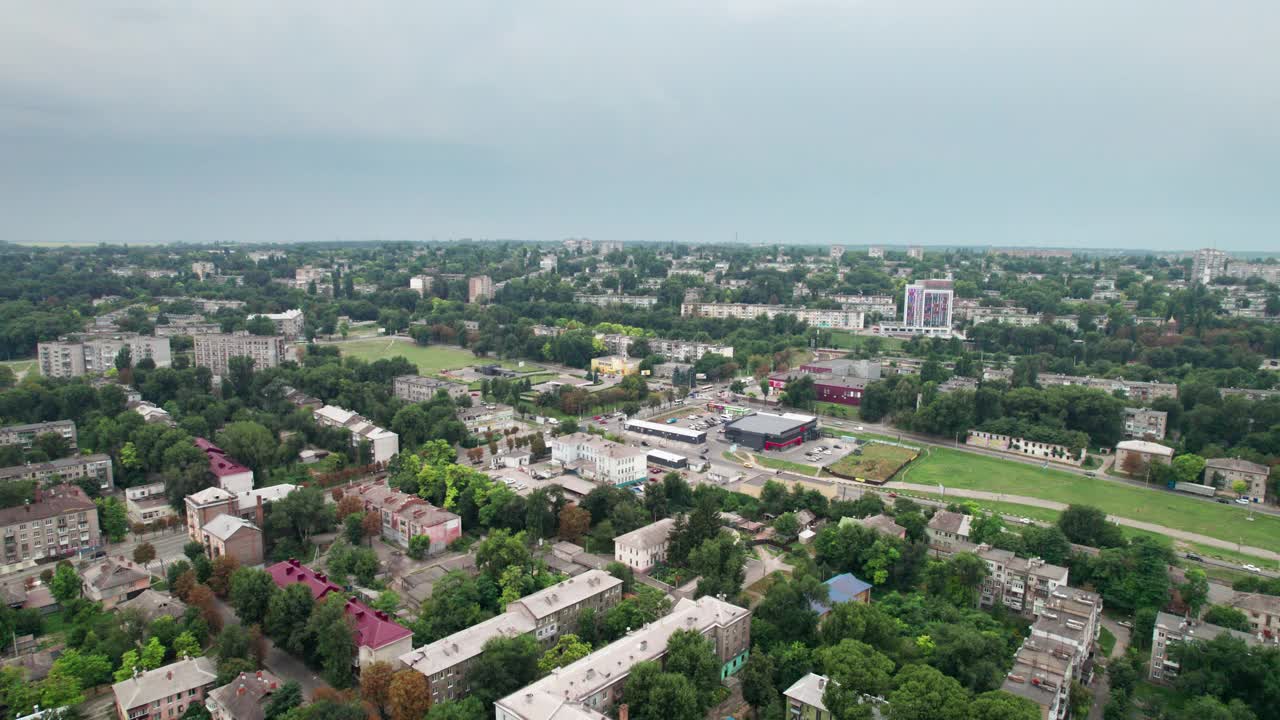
[1,1,1277,249]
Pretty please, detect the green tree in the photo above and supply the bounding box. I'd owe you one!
[1202,605,1251,632]
[266,583,316,656]
[216,421,278,481]
[467,635,540,708]
[50,562,83,603]
[308,595,357,687]
[740,651,778,719]
[663,629,721,706]
[1179,568,1210,617]
[114,650,141,682]
[230,567,279,626]
[970,690,1042,720]
[407,535,432,560]
[886,664,970,720]
[50,648,113,689]
[818,639,894,698]
[688,532,747,599]
[537,633,592,673]
[172,631,202,659]
[96,496,129,542]
[623,661,704,720]
[264,680,304,720]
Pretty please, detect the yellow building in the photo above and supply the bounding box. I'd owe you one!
[590,355,640,376]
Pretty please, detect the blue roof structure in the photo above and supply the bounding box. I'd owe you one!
[811,572,873,616]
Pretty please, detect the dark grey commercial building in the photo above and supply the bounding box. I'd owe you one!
[724,412,818,451]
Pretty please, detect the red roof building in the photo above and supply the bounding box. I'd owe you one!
[194,438,255,493]
[265,559,413,667]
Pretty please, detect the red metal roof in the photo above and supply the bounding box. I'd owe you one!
[264,560,410,650]
[194,437,252,477]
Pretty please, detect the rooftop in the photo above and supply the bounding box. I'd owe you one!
[726,412,816,436]
[1114,439,1174,456]
[83,556,150,592]
[112,656,217,710]
[1204,457,1270,475]
[207,671,282,720]
[784,673,832,711]
[0,485,95,526]
[202,514,259,542]
[811,573,873,615]
[612,517,676,550]
[194,437,252,477]
[927,510,972,537]
[507,569,621,621]
[399,610,536,676]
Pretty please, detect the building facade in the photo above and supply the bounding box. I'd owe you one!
[112,656,218,720]
[901,280,954,335]
[1204,458,1271,504]
[612,517,676,572]
[551,433,646,486]
[468,275,494,303]
[246,309,304,338]
[313,405,400,465]
[193,333,291,376]
[0,485,100,563]
[393,374,471,403]
[346,479,462,554]
[0,420,77,450]
[0,453,114,491]
[38,334,172,378]
[1123,408,1168,440]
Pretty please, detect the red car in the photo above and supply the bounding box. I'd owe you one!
[593,415,602,421]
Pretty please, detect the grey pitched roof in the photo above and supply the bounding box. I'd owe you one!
[112,656,217,710]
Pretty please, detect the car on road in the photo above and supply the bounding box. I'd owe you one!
[1236,498,1251,505]
[1084,471,1097,477]
[1185,553,1204,562]
[1216,498,1230,504]
[743,462,754,469]
[1117,620,1132,629]
[1243,564,1262,573]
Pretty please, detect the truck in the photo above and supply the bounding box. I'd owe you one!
[1173,481,1217,498]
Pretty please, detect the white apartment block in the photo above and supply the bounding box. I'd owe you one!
[1191,248,1230,284]
[193,333,291,376]
[680,303,865,331]
[247,309,304,338]
[596,334,732,363]
[409,274,434,296]
[551,433,646,486]
[468,275,494,303]
[38,334,172,378]
[612,517,676,572]
[313,405,400,465]
[574,294,659,309]
[393,374,471,403]
[828,295,898,316]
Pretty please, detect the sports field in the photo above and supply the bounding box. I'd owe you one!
[904,447,1280,554]
[333,340,484,374]
[828,443,917,483]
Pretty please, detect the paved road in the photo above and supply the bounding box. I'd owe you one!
[1088,617,1132,720]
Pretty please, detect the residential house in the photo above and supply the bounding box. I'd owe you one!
[858,514,906,540]
[612,517,676,572]
[207,670,282,720]
[184,485,296,543]
[194,438,255,494]
[925,511,973,556]
[393,375,471,403]
[1002,640,1074,720]
[1227,592,1280,637]
[504,569,623,645]
[810,573,872,617]
[1123,408,1168,440]
[201,514,264,567]
[246,309,304,338]
[125,483,175,525]
[313,405,400,465]
[551,433,646,487]
[117,590,187,624]
[976,547,1070,618]
[193,333,290,376]
[111,656,217,720]
[1113,440,1174,475]
[82,556,151,608]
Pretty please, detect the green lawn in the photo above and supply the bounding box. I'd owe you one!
[815,401,859,419]
[904,447,1280,554]
[334,340,486,374]
[1098,627,1117,657]
[0,359,35,375]
[824,331,904,352]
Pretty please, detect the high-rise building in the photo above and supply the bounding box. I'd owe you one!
[902,280,954,333]
[246,309,304,339]
[468,275,493,303]
[907,246,924,259]
[1191,248,1230,284]
[193,333,291,376]
[38,334,172,378]
[409,274,433,296]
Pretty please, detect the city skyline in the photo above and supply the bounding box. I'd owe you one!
[3,2,1279,249]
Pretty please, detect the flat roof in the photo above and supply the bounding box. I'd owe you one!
[646,449,685,462]
[625,419,705,439]
[727,412,815,436]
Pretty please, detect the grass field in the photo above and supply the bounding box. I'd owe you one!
[815,401,859,419]
[824,331,904,352]
[904,447,1280,554]
[334,340,487,374]
[0,359,36,375]
[829,444,917,482]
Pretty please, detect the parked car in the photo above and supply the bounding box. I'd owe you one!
[1084,471,1097,477]
[1185,553,1204,562]
[1216,498,1230,504]
[1243,564,1262,573]
[1236,497,1251,505]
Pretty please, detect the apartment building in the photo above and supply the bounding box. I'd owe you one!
[574,294,659,309]
[346,479,462,554]
[0,454,114,491]
[551,433,646,486]
[506,570,623,644]
[38,334,172,378]
[1030,588,1103,679]
[207,670,283,720]
[612,517,675,572]
[829,295,897,316]
[1001,639,1074,720]
[494,596,751,720]
[1149,612,1265,683]
[0,485,100,563]
[1191,248,1231,284]
[266,559,415,668]
[409,274,434,296]
[457,404,516,436]
[902,280,954,333]
[313,405,400,465]
[295,265,328,284]
[976,547,1070,617]
[0,420,77,450]
[184,484,296,543]
[468,275,494,303]
[680,303,866,331]
[1123,408,1168,440]
[393,374,471,403]
[1114,440,1174,473]
[1227,592,1280,636]
[201,514,264,567]
[193,333,291,376]
[125,482,175,525]
[246,309,304,338]
[596,334,733,363]
[1037,373,1179,402]
[1204,458,1271,504]
[112,656,218,720]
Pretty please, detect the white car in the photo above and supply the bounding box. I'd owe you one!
[1243,564,1262,573]
[1235,498,1251,505]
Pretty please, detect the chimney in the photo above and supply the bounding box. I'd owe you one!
[619,704,629,720]
[166,671,173,680]
[256,495,264,527]
[237,685,246,696]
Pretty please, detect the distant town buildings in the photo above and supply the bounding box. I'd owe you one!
[681,303,865,331]
[574,294,659,309]
[38,334,172,378]
[0,453,115,491]
[1191,248,1230,284]
[409,274,434,296]
[393,374,471,403]
[0,420,77,450]
[468,275,494,303]
[246,309,304,338]
[1123,407,1168,440]
[596,334,732,363]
